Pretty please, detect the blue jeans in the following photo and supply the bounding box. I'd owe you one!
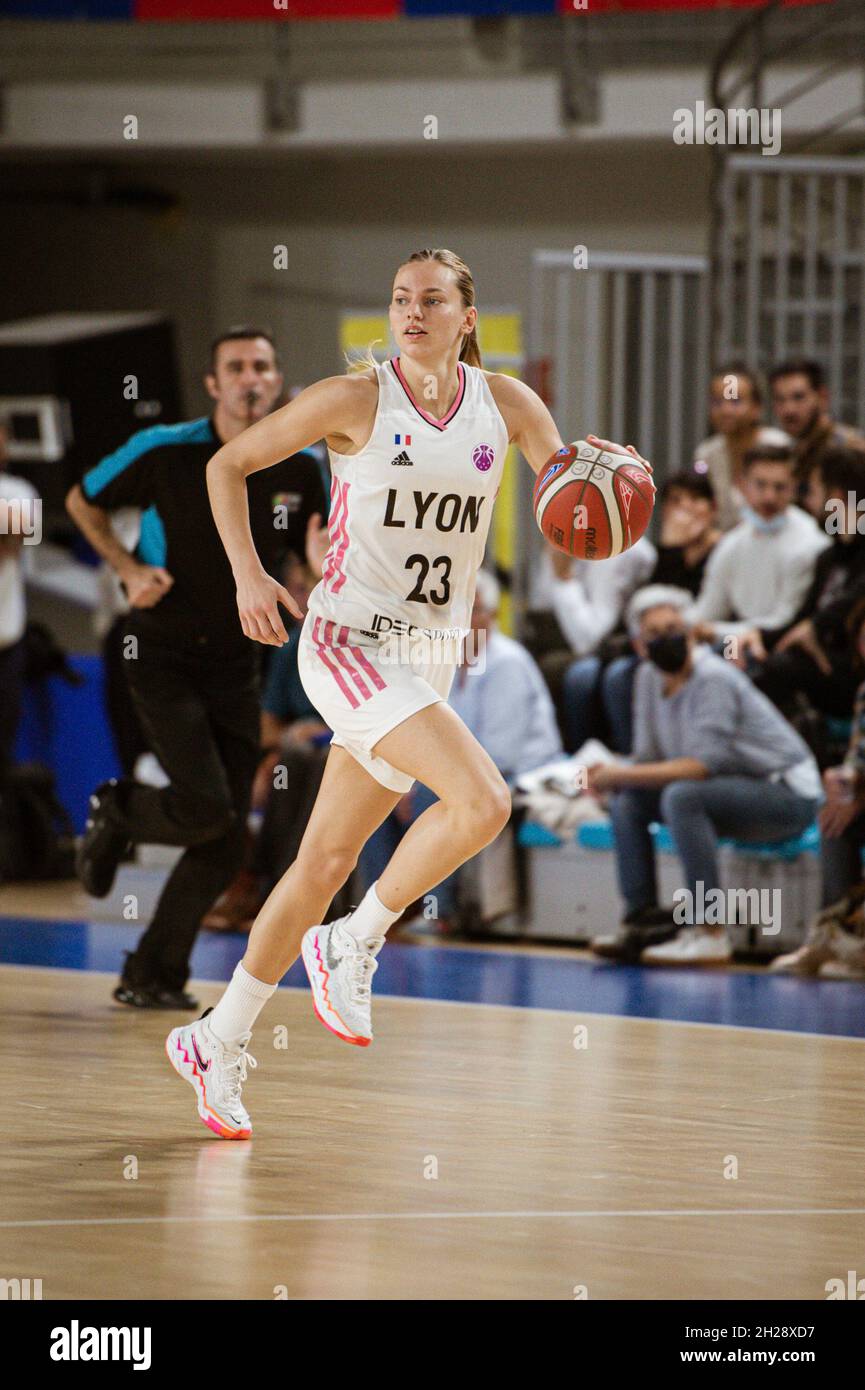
[609,776,819,916]
[821,809,865,906]
[601,654,639,754]
[358,781,459,920]
[561,655,603,752]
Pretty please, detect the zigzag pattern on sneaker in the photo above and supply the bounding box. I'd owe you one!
[165,1008,257,1139]
[301,917,384,1046]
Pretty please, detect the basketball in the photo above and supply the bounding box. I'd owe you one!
[533,441,655,560]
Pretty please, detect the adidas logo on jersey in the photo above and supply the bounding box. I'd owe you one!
[391,451,414,466]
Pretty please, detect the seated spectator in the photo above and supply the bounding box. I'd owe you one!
[531,535,656,751]
[769,595,865,979]
[690,444,829,663]
[594,473,722,754]
[650,471,721,596]
[769,357,865,513]
[359,568,562,931]
[752,446,865,741]
[815,596,865,908]
[586,586,822,966]
[202,553,334,932]
[0,424,39,772]
[692,362,790,530]
[258,555,330,755]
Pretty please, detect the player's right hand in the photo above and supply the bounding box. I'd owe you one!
[236,570,303,646]
[585,435,655,480]
[124,563,174,609]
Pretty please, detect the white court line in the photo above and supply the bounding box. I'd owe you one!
[3,1207,865,1230]
[2,959,865,1045]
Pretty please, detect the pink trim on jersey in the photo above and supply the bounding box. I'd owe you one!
[322,480,342,588]
[323,477,351,594]
[389,356,466,432]
[322,477,350,592]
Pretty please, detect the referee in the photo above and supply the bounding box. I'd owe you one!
[67,326,327,1009]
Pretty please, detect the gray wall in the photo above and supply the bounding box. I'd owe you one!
[1,141,711,412]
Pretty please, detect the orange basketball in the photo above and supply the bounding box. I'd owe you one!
[533,441,655,560]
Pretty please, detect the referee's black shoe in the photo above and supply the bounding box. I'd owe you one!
[113,954,200,1011]
[76,778,132,898]
[113,981,201,1010]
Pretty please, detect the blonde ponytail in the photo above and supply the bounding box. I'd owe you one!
[344,338,384,375]
[459,323,483,369]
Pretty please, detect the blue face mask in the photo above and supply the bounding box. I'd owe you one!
[743,506,787,535]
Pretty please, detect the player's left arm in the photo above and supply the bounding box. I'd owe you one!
[487,374,562,475]
[487,373,654,478]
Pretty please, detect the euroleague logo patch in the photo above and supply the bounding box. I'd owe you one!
[472,443,495,472]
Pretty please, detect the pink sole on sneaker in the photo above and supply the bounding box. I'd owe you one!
[164,1034,252,1139]
[301,930,371,1047]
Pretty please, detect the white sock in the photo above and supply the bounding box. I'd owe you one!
[343,881,401,945]
[207,961,277,1048]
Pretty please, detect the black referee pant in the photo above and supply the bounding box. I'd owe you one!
[114,628,261,992]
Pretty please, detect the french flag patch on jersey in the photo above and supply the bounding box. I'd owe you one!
[394,434,411,446]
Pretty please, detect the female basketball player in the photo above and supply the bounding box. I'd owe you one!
[166,247,651,1138]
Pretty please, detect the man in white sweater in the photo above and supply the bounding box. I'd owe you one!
[690,444,829,663]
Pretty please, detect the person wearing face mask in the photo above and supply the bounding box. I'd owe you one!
[690,445,829,668]
[585,586,821,965]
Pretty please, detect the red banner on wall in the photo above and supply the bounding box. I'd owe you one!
[134,0,829,16]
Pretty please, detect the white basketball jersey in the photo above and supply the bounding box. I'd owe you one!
[307,356,509,638]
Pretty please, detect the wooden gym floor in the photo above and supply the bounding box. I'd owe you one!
[3,888,865,1300]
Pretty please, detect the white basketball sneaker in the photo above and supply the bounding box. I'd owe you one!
[301,917,385,1047]
[165,1008,258,1139]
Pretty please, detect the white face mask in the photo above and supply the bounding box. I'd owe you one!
[743,505,787,535]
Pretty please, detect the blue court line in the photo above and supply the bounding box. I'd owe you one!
[1,914,864,1039]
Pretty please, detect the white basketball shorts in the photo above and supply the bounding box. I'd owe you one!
[297,611,456,793]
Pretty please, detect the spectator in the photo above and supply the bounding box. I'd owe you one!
[814,596,865,907]
[201,552,332,933]
[769,598,865,977]
[769,357,865,511]
[692,362,790,531]
[258,554,330,754]
[690,444,829,662]
[359,568,562,930]
[752,446,865,736]
[650,471,721,596]
[0,424,39,771]
[597,472,722,754]
[586,585,821,965]
[533,535,656,751]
